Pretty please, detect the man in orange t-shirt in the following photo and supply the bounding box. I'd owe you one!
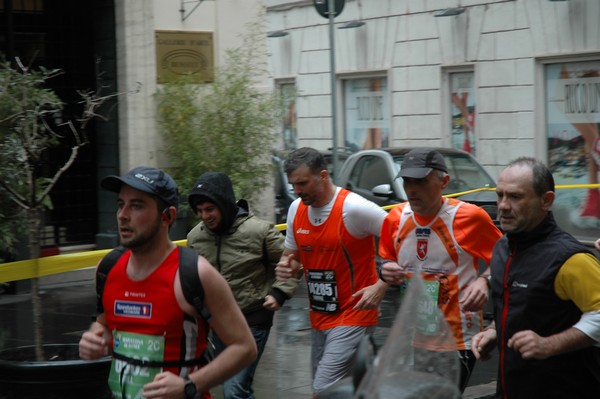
[275,147,389,397]
[379,148,502,392]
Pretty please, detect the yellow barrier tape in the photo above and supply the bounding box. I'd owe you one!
[0,250,111,283]
[1,183,598,283]
[555,183,600,189]
[0,240,188,283]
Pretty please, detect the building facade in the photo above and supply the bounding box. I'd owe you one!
[0,0,266,255]
[266,0,600,242]
[1,0,597,256]
[107,0,270,246]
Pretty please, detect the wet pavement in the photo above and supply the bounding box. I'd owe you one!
[0,271,497,398]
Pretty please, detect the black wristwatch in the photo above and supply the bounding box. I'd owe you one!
[184,376,199,399]
[479,273,492,288]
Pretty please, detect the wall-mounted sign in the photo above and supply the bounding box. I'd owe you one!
[155,30,214,83]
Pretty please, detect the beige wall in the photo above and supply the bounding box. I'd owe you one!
[114,0,275,220]
[266,0,600,179]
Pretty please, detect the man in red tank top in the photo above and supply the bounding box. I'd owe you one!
[275,148,389,397]
[79,166,257,399]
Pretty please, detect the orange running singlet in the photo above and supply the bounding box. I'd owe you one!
[293,189,379,330]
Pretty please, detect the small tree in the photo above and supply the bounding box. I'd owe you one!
[0,59,126,361]
[0,186,24,264]
[156,18,282,205]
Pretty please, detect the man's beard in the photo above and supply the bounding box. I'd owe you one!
[300,194,315,206]
[120,217,162,250]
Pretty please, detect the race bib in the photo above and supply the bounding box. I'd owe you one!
[401,277,441,336]
[108,330,165,399]
[307,269,339,314]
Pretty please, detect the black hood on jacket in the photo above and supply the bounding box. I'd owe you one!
[188,172,238,234]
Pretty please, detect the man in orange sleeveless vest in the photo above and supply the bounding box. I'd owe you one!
[379,148,502,392]
[79,166,257,399]
[275,147,389,397]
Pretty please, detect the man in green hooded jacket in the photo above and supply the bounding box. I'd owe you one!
[187,172,300,399]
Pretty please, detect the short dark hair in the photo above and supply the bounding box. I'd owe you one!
[155,197,170,213]
[506,157,555,197]
[155,196,176,230]
[284,147,327,175]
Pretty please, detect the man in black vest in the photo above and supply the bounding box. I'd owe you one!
[472,157,600,399]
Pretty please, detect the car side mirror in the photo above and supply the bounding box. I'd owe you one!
[372,184,393,198]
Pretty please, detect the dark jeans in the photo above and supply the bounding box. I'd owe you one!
[211,326,270,399]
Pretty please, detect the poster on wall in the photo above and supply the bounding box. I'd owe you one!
[343,78,389,152]
[546,61,600,239]
[450,72,476,155]
[279,83,297,150]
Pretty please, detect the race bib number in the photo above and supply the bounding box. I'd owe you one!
[400,277,441,336]
[108,330,165,399]
[416,279,441,336]
[307,269,339,314]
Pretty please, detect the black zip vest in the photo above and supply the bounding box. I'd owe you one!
[490,212,600,399]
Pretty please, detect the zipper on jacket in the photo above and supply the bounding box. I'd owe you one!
[215,235,222,271]
[500,245,515,399]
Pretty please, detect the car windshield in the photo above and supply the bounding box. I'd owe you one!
[393,153,495,195]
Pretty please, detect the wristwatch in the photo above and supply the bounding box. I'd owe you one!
[479,273,492,288]
[184,376,199,399]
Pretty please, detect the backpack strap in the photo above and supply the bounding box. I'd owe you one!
[96,246,127,314]
[178,246,212,323]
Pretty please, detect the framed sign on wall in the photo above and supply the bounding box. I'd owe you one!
[155,30,214,83]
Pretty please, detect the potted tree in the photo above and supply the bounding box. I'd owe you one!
[155,18,281,212]
[0,59,127,398]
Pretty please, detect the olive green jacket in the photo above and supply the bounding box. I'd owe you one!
[187,209,299,320]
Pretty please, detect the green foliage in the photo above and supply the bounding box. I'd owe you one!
[156,18,282,206]
[0,59,124,361]
[0,62,63,258]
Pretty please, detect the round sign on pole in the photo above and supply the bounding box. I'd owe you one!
[314,0,345,19]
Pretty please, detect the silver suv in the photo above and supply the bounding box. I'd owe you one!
[336,147,498,223]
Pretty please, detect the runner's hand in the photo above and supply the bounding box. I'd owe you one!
[275,253,300,281]
[507,330,553,360]
[79,322,109,360]
[263,294,281,311]
[352,279,388,310]
[472,328,496,361]
[460,277,489,311]
[380,261,407,285]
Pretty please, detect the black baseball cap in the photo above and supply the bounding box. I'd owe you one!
[101,166,180,209]
[397,148,448,179]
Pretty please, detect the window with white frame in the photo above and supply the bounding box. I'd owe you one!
[343,77,389,152]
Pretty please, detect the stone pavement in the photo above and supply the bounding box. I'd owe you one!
[0,271,497,398]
